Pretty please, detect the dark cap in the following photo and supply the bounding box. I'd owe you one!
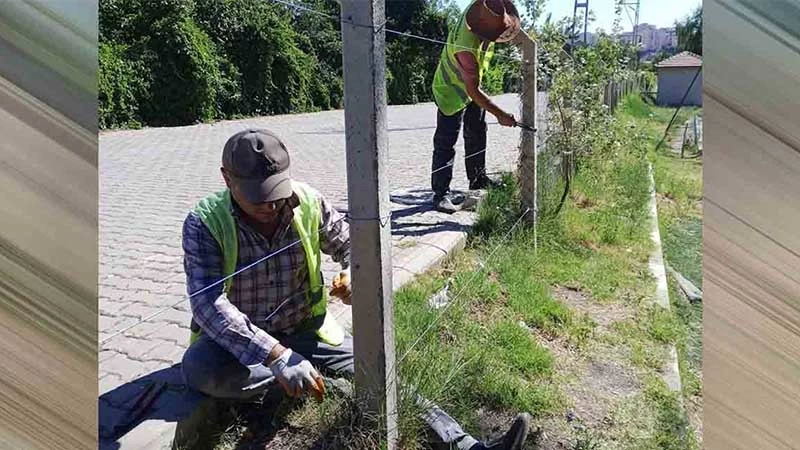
[222,129,293,203]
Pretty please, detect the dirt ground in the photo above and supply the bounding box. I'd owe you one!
[528,286,650,450]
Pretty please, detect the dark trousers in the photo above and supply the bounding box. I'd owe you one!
[182,333,479,449]
[431,102,488,198]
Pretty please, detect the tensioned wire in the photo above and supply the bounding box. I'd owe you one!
[101,0,569,344]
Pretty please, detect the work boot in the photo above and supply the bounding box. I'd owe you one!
[470,413,532,450]
[433,195,458,214]
[469,175,501,190]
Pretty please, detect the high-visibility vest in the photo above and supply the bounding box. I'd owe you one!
[187,181,345,347]
[432,0,496,116]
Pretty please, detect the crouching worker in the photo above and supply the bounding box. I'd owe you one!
[180,129,532,449]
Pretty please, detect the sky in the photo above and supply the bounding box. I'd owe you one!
[455,0,701,33]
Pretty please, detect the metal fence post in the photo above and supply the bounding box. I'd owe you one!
[681,124,688,158]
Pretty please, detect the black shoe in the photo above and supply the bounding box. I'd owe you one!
[433,195,459,214]
[469,175,501,190]
[471,413,532,450]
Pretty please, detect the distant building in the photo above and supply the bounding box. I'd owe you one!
[618,23,677,58]
[655,51,702,106]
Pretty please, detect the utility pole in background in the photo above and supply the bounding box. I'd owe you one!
[619,0,641,64]
[571,0,589,46]
[339,0,398,448]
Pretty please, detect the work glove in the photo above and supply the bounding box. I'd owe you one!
[329,268,352,305]
[268,348,325,401]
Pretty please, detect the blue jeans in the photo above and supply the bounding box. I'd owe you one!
[182,332,479,449]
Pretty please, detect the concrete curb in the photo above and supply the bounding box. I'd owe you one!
[647,163,689,435]
[648,164,683,393]
[329,216,470,332]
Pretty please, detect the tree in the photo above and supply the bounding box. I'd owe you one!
[385,0,451,104]
[676,6,702,55]
[98,0,523,128]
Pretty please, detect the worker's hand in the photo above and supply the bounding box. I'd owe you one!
[497,111,516,127]
[329,268,352,305]
[268,348,325,401]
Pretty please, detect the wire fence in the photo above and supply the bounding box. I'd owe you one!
[100,0,647,365]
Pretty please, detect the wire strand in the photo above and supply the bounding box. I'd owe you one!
[271,0,525,63]
[100,214,350,344]
[101,0,563,345]
[392,206,531,370]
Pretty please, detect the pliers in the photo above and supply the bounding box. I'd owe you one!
[515,121,537,133]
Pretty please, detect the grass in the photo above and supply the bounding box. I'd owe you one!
[382,96,693,448]
[205,95,699,449]
[619,94,704,439]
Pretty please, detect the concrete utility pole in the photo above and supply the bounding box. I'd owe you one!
[514,31,537,226]
[339,0,398,448]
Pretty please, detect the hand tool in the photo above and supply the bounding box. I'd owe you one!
[515,121,537,133]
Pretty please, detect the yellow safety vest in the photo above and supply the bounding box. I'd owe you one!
[188,181,344,347]
[432,0,495,116]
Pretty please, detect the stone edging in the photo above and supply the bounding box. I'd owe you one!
[647,164,689,430]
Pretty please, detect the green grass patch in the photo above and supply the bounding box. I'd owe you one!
[642,376,699,450]
[210,94,693,449]
[620,94,704,439]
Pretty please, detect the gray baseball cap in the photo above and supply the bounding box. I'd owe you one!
[222,129,293,203]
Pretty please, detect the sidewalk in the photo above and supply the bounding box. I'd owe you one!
[98,94,548,449]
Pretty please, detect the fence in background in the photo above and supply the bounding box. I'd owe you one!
[603,73,651,112]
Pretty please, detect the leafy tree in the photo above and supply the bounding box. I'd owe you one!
[676,6,702,55]
[98,0,527,128]
[193,0,326,116]
[98,42,145,129]
[292,0,344,110]
[99,0,225,126]
[385,0,450,104]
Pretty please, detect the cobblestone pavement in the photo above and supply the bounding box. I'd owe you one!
[98,94,548,399]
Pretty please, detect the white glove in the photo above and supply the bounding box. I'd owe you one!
[268,348,325,400]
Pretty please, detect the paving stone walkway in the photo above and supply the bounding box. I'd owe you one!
[98,94,547,448]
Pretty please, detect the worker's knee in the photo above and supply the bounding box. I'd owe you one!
[181,337,272,400]
[320,335,355,376]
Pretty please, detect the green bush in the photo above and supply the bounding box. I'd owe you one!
[194,0,327,116]
[385,0,451,105]
[141,16,223,126]
[98,42,144,129]
[98,0,518,128]
[99,0,224,126]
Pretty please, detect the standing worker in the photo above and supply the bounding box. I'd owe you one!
[431,0,522,213]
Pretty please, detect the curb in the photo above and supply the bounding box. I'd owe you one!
[648,164,683,393]
[329,213,471,332]
[647,163,690,439]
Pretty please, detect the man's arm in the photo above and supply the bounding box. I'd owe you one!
[182,212,280,366]
[318,195,351,269]
[455,51,516,127]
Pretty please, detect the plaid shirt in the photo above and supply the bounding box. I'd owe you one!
[182,186,350,367]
